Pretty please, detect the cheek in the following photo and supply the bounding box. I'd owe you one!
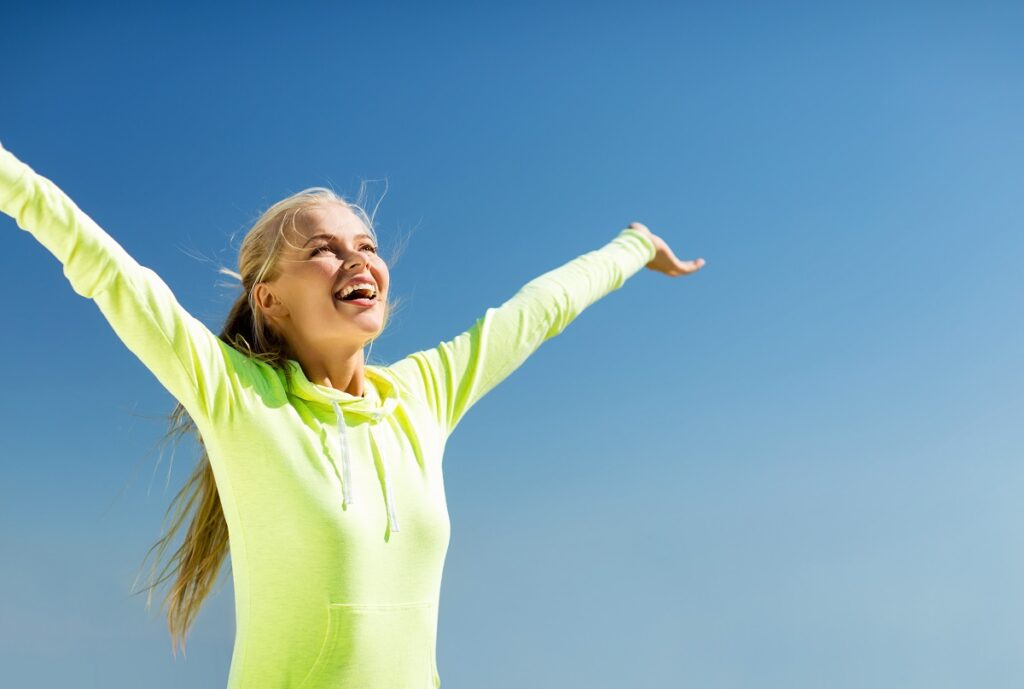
[299,262,336,285]
[286,265,335,308]
[374,262,390,290]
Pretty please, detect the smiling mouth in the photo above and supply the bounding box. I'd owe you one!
[337,296,378,307]
[334,284,377,301]
[334,286,379,307]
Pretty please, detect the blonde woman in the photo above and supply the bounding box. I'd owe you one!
[0,141,704,688]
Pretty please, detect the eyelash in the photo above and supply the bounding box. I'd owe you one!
[311,243,377,256]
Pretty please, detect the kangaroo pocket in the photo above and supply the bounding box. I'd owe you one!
[297,600,438,689]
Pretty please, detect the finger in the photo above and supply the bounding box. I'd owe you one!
[676,258,705,275]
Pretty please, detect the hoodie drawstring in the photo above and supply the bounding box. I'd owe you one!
[330,397,401,533]
[372,433,401,533]
[331,399,357,509]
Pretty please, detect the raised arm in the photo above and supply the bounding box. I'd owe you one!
[0,142,247,421]
[387,228,657,439]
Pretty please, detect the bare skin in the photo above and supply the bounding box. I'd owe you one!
[252,202,389,398]
[627,221,706,276]
[252,211,704,398]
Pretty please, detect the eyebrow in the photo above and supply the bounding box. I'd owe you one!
[303,232,375,247]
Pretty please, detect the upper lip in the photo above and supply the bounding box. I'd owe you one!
[334,274,379,297]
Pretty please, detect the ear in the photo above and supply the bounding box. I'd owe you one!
[252,282,289,321]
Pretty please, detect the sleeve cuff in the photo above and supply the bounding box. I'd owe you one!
[615,226,657,263]
[0,145,30,209]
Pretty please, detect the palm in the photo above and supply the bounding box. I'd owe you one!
[628,222,705,276]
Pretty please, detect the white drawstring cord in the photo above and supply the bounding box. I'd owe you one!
[331,399,356,507]
[330,398,401,532]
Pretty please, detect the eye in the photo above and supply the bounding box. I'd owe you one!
[310,242,377,257]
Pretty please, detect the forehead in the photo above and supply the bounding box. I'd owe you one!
[290,203,369,244]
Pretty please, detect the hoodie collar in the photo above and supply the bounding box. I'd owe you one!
[285,358,402,534]
[285,358,398,415]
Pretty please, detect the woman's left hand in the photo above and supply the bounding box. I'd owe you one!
[627,222,706,276]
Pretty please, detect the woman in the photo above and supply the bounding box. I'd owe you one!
[0,141,704,689]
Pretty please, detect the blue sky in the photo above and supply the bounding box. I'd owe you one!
[1,2,1023,687]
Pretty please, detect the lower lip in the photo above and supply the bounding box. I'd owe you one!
[337,297,378,308]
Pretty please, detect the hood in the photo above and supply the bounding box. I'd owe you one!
[285,359,403,533]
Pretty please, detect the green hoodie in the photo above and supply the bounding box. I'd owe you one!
[0,143,656,689]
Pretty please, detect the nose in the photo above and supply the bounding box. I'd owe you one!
[341,250,369,271]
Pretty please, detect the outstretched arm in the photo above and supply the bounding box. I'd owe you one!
[388,225,703,440]
[0,142,247,421]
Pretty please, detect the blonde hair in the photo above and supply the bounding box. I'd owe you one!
[131,185,405,657]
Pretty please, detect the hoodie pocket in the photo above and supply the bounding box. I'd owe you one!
[297,600,438,689]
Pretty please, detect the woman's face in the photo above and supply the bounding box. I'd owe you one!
[256,202,389,354]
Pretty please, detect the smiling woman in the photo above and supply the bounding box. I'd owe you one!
[248,202,393,396]
[0,140,702,689]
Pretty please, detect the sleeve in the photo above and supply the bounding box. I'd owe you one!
[387,227,657,439]
[0,143,245,421]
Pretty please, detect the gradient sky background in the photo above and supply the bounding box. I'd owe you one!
[1,2,1022,688]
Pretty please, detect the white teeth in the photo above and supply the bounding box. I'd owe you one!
[335,282,377,300]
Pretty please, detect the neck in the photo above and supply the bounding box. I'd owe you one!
[291,343,368,397]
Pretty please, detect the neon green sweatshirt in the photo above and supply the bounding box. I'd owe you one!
[0,143,656,689]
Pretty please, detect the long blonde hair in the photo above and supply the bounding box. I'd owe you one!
[131,185,405,656]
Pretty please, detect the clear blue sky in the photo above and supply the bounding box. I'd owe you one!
[1,2,1023,687]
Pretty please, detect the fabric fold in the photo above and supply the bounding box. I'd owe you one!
[287,359,402,532]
